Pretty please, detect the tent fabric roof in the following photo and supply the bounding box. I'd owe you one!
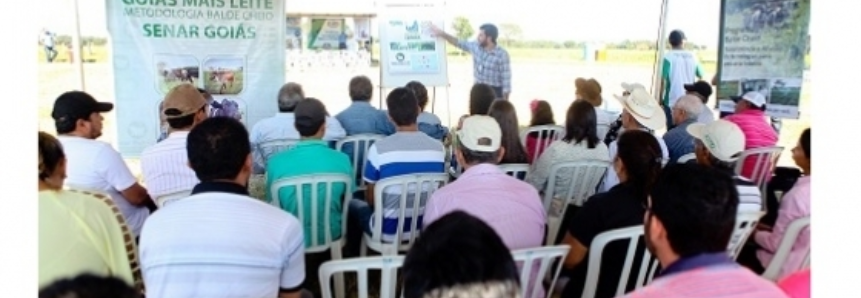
[286,0,377,16]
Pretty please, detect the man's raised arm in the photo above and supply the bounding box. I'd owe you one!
[428,24,471,53]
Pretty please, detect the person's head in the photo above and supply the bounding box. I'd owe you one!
[645,163,738,265]
[668,29,686,48]
[687,120,746,174]
[614,130,663,201]
[196,88,214,103]
[455,115,505,168]
[52,91,113,139]
[162,84,208,130]
[187,117,252,185]
[732,91,767,113]
[277,82,304,112]
[403,211,520,298]
[671,95,704,125]
[38,131,66,190]
[529,99,555,126]
[386,87,420,127]
[294,97,328,139]
[683,81,713,104]
[792,128,811,174]
[563,100,600,149]
[615,88,666,131]
[419,281,521,298]
[487,100,528,163]
[477,24,499,47]
[469,83,496,115]
[575,77,603,107]
[349,75,374,102]
[406,81,430,111]
[39,273,141,298]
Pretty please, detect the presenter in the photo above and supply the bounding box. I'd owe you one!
[429,23,511,100]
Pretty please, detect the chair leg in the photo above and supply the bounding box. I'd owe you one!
[360,238,367,257]
[331,243,345,298]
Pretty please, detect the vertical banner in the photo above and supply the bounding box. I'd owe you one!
[307,18,344,50]
[106,0,285,157]
[716,0,810,119]
[354,17,371,42]
[377,0,449,88]
[286,16,302,50]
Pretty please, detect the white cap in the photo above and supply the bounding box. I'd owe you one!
[456,115,502,152]
[686,120,746,162]
[614,88,666,131]
[621,82,647,92]
[735,91,767,107]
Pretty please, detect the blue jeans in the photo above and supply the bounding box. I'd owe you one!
[490,85,505,100]
[44,46,57,63]
[346,199,373,256]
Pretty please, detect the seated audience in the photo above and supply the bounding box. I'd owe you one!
[403,211,521,298]
[140,117,306,298]
[39,132,138,290]
[724,91,779,182]
[777,268,810,298]
[575,77,614,140]
[560,130,662,298]
[456,83,497,130]
[688,120,761,213]
[524,99,556,163]
[52,91,152,237]
[526,100,610,196]
[603,82,646,145]
[663,94,704,163]
[620,163,788,298]
[402,80,449,140]
[683,81,715,123]
[487,100,529,164]
[335,75,387,136]
[266,98,354,247]
[39,274,141,298]
[140,84,207,207]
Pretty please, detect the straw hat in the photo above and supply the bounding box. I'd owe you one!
[614,88,666,131]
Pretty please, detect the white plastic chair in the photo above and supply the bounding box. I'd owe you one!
[734,146,783,209]
[362,173,449,256]
[319,256,405,298]
[677,152,697,164]
[270,173,353,298]
[727,211,766,260]
[762,216,811,281]
[498,163,530,180]
[447,142,464,179]
[154,190,192,208]
[543,160,611,246]
[254,139,299,173]
[520,125,565,163]
[581,225,660,298]
[336,134,385,191]
[511,245,570,298]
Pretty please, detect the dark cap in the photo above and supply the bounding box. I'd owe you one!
[669,30,686,44]
[684,81,713,100]
[51,91,113,123]
[294,97,328,135]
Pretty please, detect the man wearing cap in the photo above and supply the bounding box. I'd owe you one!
[52,91,152,237]
[603,82,648,145]
[684,80,716,124]
[724,91,778,182]
[663,95,704,163]
[660,29,704,129]
[141,84,209,207]
[429,23,511,100]
[600,88,670,192]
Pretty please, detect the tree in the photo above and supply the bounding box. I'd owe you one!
[498,23,523,47]
[451,16,473,55]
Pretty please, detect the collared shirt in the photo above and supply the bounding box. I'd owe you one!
[249,112,347,172]
[724,109,779,181]
[455,40,512,94]
[140,131,198,199]
[335,101,388,136]
[140,181,305,298]
[663,118,697,164]
[266,139,354,248]
[756,176,810,280]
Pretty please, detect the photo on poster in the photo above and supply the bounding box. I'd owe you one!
[716,80,741,99]
[154,54,200,95]
[209,97,246,126]
[768,78,802,106]
[740,79,771,101]
[156,99,168,141]
[203,56,245,95]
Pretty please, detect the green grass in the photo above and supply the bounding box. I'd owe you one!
[202,71,245,95]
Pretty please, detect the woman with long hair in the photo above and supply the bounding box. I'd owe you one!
[524,99,557,164]
[487,100,529,164]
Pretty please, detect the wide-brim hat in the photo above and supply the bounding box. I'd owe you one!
[614,88,666,131]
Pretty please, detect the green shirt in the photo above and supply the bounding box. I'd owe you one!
[266,139,354,248]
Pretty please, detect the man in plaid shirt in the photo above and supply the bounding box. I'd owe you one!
[430,23,512,100]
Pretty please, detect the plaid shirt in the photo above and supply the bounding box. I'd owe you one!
[456,40,512,94]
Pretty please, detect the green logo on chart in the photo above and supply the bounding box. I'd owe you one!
[396,53,405,61]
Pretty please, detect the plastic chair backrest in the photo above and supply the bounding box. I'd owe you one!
[511,245,571,298]
[727,211,766,259]
[734,146,783,210]
[543,159,610,246]
[677,152,697,163]
[762,216,811,281]
[336,134,385,191]
[318,256,405,298]
[520,125,565,163]
[255,139,299,172]
[270,173,353,253]
[369,173,449,254]
[582,225,660,298]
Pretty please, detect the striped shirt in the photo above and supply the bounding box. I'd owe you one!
[140,131,198,200]
[724,110,778,182]
[735,175,763,213]
[363,131,446,242]
[620,263,788,298]
[455,40,512,94]
[663,119,697,164]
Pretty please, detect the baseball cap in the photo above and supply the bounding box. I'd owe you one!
[294,97,327,131]
[456,115,502,152]
[621,82,646,92]
[731,91,767,108]
[669,30,686,44]
[686,120,746,162]
[51,91,114,123]
[684,81,713,99]
[162,84,207,119]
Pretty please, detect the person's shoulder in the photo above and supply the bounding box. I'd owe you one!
[44,190,120,221]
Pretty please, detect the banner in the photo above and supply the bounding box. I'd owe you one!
[377,0,449,88]
[354,17,371,41]
[307,18,344,50]
[107,0,285,157]
[286,16,302,49]
[716,0,810,119]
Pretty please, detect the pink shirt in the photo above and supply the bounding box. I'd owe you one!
[777,268,810,298]
[724,110,778,182]
[756,176,811,280]
[620,265,789,298]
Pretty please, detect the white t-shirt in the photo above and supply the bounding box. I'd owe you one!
[698,107,716,124]
[58,136,149,236]
[139,191,305,298]
[663,49,701,107]
[600,130,669,193]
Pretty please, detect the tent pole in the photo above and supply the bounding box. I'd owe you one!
[72,0,86,91]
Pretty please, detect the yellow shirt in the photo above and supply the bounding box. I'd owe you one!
[38,189,136,288]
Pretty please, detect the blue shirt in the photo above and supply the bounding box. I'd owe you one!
[663,119,697,163]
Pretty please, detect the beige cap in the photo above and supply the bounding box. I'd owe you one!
[162,84,206,119]
[456,115,502,152]
[686,120,746,162]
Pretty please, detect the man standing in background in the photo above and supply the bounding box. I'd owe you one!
[660,30,703,129]
[40,29,58,63]
[429,23,512,100]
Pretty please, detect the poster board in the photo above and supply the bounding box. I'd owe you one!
[377,0,449,88]
[106,0,285,157]
[286,17,302,50]
[307,18,345,50]
[715,0,810,119]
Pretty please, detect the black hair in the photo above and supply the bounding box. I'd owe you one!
[165,105,205,129]
[469,83,496,115]
[479,24,499,44]
[39,273,140,298]
[616,130,663,202]
[386,87,419,126]
[39,131,64,181]
[187,117,251,181]
[800,128,810,158]
[457,142,500,165]
[487,100,529,164]
[294,97,327,137]
[564,100,600,149]
[405,81,429,111]
[403,211,519,298]
[649,163,738,257]
[55,119,77,134]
